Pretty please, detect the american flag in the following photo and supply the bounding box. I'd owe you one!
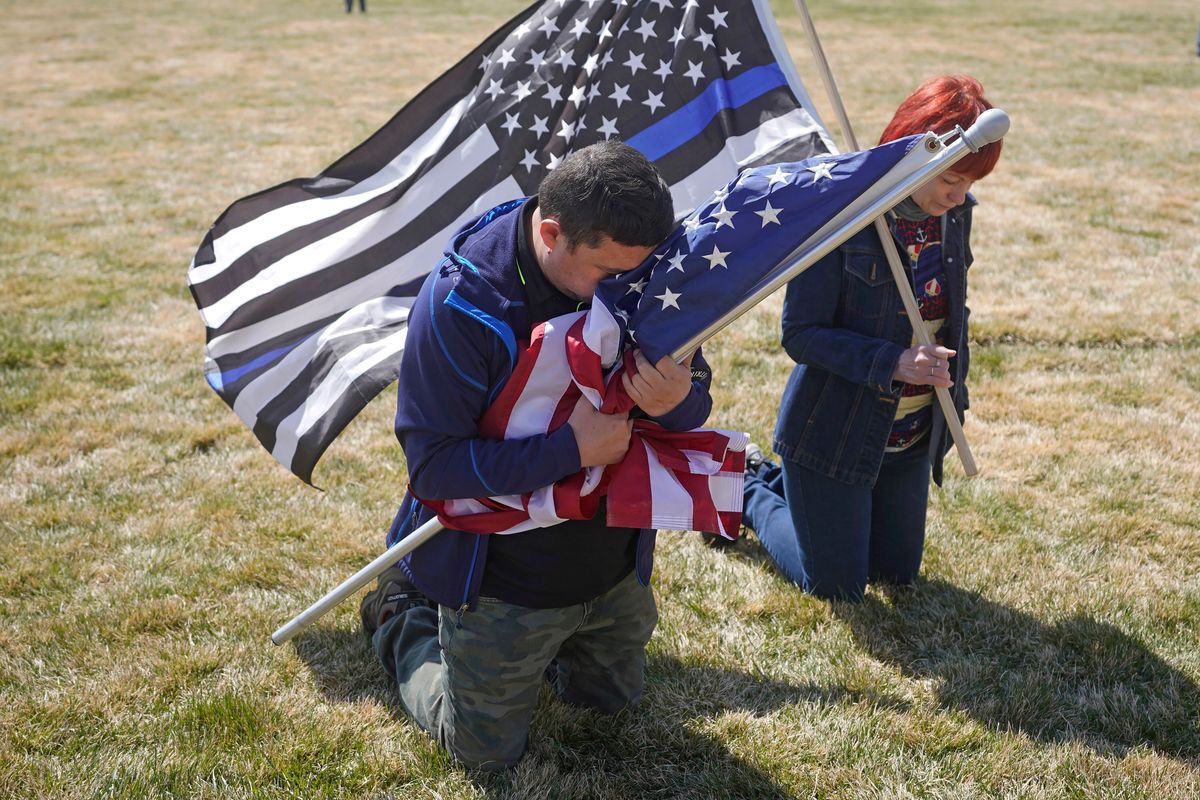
[187,0,833,483]
[597,133,937,366]
[414,132,936,538]
[418,306,750,538]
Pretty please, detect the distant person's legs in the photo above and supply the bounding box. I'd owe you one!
[866,443,931,587]
[742,456,874,600]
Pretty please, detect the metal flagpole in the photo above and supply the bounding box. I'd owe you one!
[271,111,1009,646]
[792,0,981,476]
[271,516,444,645]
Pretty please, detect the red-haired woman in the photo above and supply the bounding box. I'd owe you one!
[736,75,1004,601]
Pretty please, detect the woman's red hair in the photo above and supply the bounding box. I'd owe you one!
[879,75,1002,180]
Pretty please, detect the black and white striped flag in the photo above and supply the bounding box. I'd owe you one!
[188,0,834,483]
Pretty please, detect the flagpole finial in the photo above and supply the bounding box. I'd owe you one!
[961,108,1010,153]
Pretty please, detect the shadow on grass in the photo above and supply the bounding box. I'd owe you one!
[473,653,862,800]
[836,580,1200,763]
[294,626,850,798]
[292,624,396,706]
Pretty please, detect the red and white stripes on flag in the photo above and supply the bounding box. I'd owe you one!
[417,302,747,539]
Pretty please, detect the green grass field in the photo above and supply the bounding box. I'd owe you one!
[2,0,1198,797]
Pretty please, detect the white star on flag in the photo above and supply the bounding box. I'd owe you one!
[704,246,731,269]
[635,19,657,41]
[711,206,736,229]
[598,117,620,139]
[684,61,706,85]
[644,90,665,113]
[755,201,782,226]
[610,83,632,107]
[808,161,835,181]
[667,252,687,272]
[655,287,682,310]
[767,166,790,186]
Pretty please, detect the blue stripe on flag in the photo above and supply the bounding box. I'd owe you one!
[625,64,789,162]
[205,338,307,393]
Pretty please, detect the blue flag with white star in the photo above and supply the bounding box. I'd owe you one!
[598,135,928,364]
[189,0,834,482]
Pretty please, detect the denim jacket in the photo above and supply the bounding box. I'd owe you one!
[772,198,975,487]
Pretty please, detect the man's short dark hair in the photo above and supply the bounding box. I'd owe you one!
[537,141,675,249]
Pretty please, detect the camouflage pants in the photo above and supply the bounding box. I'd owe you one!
[373,570,657,771]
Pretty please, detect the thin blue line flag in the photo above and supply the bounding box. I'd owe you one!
[187,0,834,483]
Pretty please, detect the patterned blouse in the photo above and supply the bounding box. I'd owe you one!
[887,215,947,452]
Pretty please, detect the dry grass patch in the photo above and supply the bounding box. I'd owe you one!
[2,0,1199,798]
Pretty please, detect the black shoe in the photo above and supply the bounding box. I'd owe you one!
[360,564,431,640]
[543,658,560,691]
[700,530,738,549]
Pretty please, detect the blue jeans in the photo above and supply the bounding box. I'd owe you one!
[742,443,931,601]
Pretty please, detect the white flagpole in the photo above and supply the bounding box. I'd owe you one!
[272,517,444,645]
[792,0,980,476]
[270,109,1010,646]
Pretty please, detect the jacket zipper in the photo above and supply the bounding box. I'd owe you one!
[456,535,483,629]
